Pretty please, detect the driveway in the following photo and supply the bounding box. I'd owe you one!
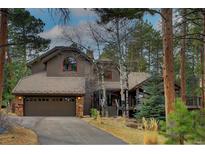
[8,116,126,145]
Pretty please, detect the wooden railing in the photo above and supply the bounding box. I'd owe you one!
[186,96,202,109]
[129,96,202,110]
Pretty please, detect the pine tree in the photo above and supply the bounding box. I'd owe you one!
[0,9,8,109]
[134,75,165,120]
[161,8,175,120]
[2,9,50,106]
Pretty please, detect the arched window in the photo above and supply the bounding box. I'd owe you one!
[63,57,77,72]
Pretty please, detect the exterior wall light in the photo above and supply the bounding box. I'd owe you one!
[77,97,81,100]
[18,96,22,100]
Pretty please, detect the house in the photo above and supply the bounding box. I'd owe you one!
[12,46,150,117]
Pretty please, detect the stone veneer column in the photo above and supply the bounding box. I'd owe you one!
[76,96,84,117]
[14,96,24,116]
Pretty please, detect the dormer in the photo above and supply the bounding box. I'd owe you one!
[28,46,94,77]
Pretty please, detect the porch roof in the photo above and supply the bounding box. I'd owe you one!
[128,72,151,90]
[95,72,150,91]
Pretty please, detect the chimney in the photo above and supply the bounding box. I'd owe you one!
[86,48,94,59]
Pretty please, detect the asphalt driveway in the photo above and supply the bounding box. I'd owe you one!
[8,116,126,145]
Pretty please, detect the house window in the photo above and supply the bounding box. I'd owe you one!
[63,57,77,72]
[104,71,112,80]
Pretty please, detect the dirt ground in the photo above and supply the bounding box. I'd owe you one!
[83,117,166,144]
[0,126,38,145]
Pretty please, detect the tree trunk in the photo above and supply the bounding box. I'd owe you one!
[115,19,126,116]
[99,64,107,117]
[161,8,175,121]
[148,42,151,72]
[156,47,159,74]
[202,10,205,109]
[180,9,187,104]
[125,69,129,117]
[0,8,8,109]
[200,47,205,109]
[7,50,14,96]
[119,62,125,116]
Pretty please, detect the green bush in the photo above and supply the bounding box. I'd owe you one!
[165,99,205,144]
[189,110,205,143]
[134,75,165,121]
[165,99,192,144]
[90,108,99,119]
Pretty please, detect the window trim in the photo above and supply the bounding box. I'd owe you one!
[104,70,112,80]
[62,56,78,72]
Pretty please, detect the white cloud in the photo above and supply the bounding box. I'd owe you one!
[70,8,96,17]
[39,21,106,58]
[40,25,64,39]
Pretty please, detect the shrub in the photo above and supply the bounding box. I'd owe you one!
[161,99,205,144]
[142,117,159,144]
[134,75,165,121]
[189,110,205,144]
[159,99,205,144]
[165,99,195,144]
[90,108,99,120]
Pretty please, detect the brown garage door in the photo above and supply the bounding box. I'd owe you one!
[24,96,76,116]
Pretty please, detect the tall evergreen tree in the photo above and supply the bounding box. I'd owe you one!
[180,9,187,103]
[161,9,175,120]
[2,9,51,106]
[0,8,8,109]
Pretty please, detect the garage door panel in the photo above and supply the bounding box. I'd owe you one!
[24,97,76,116]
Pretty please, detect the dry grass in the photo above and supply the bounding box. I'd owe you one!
[83,117,166,144]
[0,109,17,116]
[0,126,38,145]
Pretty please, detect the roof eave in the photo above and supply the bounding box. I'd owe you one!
[12,92,85,96]
[27,46,94,66]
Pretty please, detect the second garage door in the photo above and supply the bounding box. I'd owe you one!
[24,96,76,116]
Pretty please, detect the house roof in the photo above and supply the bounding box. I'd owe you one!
[12,72,85,96]
[95,72,150,91]
[128,72,151,90]
[128,74,181,92]
[97,57,113,63]
[27,46,93,67]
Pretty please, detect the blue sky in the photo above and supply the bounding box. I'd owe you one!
[28,8,98,30]
[27,8,160,57]
[28,8,160,31]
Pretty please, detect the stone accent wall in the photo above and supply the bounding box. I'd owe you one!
[14,96,24,116]
[13,95,84,117]
[76,96,84,117]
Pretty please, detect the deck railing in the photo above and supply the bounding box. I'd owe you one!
[186,96,202,109]
[129,96,202,110]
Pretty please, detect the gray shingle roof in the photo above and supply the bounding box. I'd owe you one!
[27,46,93,67]
[12,72,150,95]
[128,72,150,90]
[12,72,85,95]
[95,72,150,91]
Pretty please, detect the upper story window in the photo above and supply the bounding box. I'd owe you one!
[104,70,112,80]
[63,57,77,72]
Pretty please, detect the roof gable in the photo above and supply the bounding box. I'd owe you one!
[27,46,93,67]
